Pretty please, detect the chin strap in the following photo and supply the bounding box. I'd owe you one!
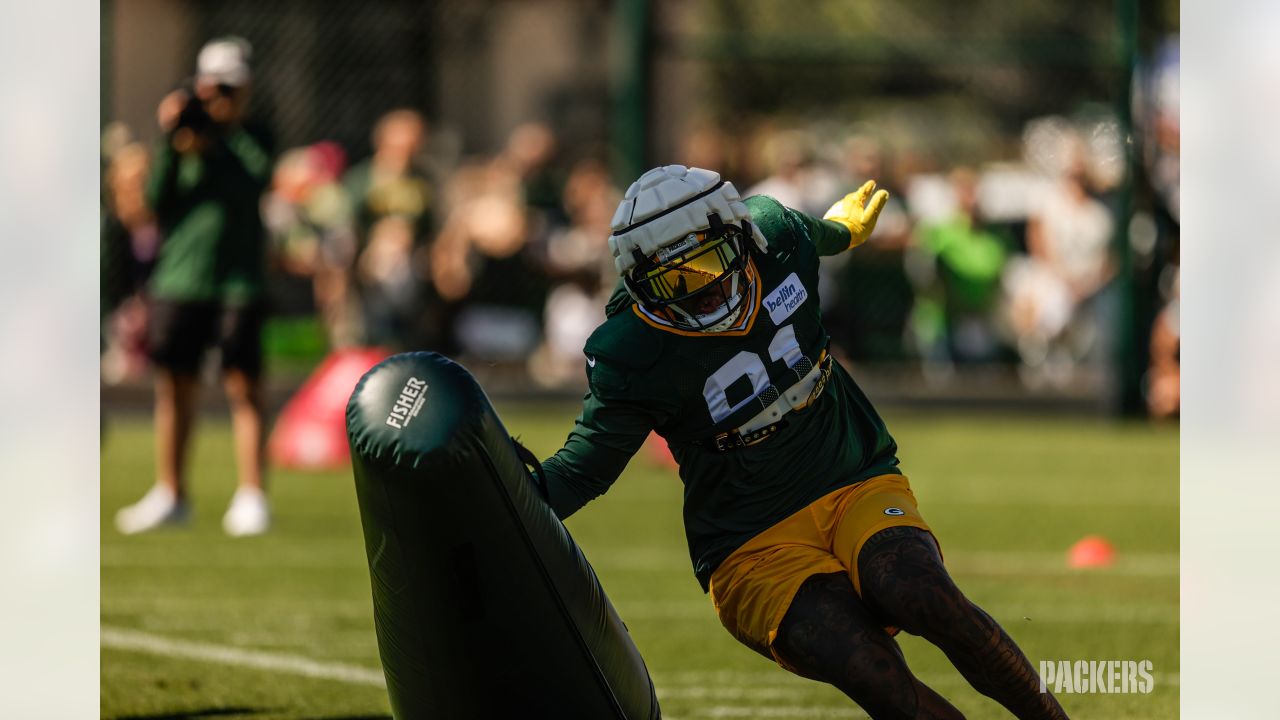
[742,218,767,252]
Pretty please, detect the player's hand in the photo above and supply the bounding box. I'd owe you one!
[156,90,189,133]
[823,180,890,249]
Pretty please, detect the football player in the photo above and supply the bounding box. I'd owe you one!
[538,165,1067,718]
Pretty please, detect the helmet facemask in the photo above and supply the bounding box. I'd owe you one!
[609,165,768,331]
[625,216,753,332]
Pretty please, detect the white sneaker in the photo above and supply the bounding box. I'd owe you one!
[115,485,189,535]
[222,487,270,537]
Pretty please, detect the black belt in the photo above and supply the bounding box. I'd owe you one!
[704,419,790,453]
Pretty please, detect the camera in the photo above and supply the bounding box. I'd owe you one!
[173,81,239,133]
[175,93,213,133]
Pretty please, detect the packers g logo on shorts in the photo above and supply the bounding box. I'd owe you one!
[883,507,905,516]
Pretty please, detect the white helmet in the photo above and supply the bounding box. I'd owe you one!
[609,165,767,332]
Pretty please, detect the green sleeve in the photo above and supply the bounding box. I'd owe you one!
[790,208,853,257]
[745,194,848,256]
[539,364,661,520]
[222,128,272,190]
[144,138,182,221]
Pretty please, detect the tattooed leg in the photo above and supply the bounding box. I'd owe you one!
[772,572,965,720]
[857,527,1069,720]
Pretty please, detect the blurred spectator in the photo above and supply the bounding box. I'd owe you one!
[1146,267,1179,419]
[1137,38,1180,417]
[343,109,440,348]
[680,121,737,180]
[433,123,559,361]
[115,37,274,538]
[261,142,358,346]
[358,214,422,346]
[910,167,1012,365]
[819,135,917,363]
[837,135,911,249]
[502,122,564,216]
[746,129,830,216]
[528,157,618,386]
[1142,38,1180,226]
[1002,123,1116,387]
[433,162,537,358]
[345,109,435,239]
[101,141,161,383]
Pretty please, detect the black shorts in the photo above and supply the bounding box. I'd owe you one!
[148,299,265,378]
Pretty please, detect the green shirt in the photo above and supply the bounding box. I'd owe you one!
[918,213,1010,311]
[145,127,272,303]
[342,159,435,248]
[541,195,900,591]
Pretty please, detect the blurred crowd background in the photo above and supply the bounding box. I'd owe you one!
[100,0,1179,417]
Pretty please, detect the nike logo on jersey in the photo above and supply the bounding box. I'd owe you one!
[763,273,808,325]
[586,355,597,368]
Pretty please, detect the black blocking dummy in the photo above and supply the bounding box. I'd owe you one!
[346,351,660,719]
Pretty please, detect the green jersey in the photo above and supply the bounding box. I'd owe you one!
[541,195,900,591]
[145,127,273,303]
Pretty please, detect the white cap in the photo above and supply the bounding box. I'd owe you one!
[197,37,252,86]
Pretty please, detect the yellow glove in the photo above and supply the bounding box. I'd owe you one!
[823,180,890,249]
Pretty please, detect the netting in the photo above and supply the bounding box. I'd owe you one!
[102,0,1179,413]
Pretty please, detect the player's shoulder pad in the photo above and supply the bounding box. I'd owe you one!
[583,311,664,374]
[582,313,665,398]
[603,279,633,319]
[745,195,802,256]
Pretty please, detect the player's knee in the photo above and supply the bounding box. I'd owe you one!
[839,651,924,720]
[870,574,992,648]
[774,578,925,718]
[776,639,925,717]
[892,583,974,642]
[857,527,969,637]
[774,574,849,664]
[773,573,864,682]
[221,369,260,406]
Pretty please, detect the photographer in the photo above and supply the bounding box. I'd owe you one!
[115,37,275,537]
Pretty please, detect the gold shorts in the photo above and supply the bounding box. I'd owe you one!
[708,474,936,667]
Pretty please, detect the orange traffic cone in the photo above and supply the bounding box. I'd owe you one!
[1067,535,1116,569]
[644,431,679,470]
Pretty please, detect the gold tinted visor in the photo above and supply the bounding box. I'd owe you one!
[636,233,741,302]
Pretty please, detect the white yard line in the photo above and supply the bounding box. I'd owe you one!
[99,546,367,569]
[657,686,817,700]
[103,544,1179,577]
[656,669,1181,688]
[704,706,865,718]
[102,625,1176,720]
[101,626,386,688]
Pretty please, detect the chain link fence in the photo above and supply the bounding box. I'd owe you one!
[641,0,1178,412]
[102,0,1178,412]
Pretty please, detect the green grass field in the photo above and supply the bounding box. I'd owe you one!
[101,405,1177,719]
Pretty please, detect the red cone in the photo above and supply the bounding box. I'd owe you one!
[269,347,390,470]
[644,431,679,470]
[1067,535,1116,569]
